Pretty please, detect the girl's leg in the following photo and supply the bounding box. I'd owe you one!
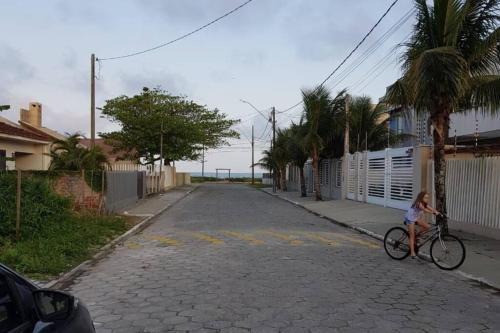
[408,223,416,256]
[415,220,430,237]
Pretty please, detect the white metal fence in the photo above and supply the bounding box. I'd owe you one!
[446,157,500,230]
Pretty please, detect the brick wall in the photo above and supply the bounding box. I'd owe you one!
[54,173,102,213]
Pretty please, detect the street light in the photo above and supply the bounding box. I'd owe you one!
[239,99,269,121]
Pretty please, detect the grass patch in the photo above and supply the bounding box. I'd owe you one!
[248,183,271,189]
[0,215,128,280]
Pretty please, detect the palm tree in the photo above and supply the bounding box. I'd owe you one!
[273,129,292,191]
[49,133,109,171]
[302,86,333,200]
[385,0,500,229]
[286,122,309,197]
[349,97,402,152]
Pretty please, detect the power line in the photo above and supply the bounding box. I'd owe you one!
[277,0,402,114]
[98,0,255,61]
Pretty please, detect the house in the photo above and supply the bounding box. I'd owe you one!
[387,107,500,153]
[0,102,64,171]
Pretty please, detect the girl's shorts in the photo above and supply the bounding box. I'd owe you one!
[404,219,416,225]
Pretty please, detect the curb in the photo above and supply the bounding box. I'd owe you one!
[44,186,198,289]
[260,189,500,292]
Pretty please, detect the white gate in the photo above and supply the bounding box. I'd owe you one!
[357,153,365,200]
[365,147,414,210]
[347,154,356,200]
[366,150,386,206]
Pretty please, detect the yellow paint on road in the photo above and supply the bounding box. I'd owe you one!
[332,233,380,249]
[261,230,304,246]
[125,241,143,249]
[303,233,340,246]
[222,231,264,245]
[147,235,181,246]
[189,232,225,245]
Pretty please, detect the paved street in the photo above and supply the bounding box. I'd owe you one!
[68,184,500,333]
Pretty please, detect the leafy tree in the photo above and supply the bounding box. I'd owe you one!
[100,87,239,165]
[385,0,500,229]
[48,134,108,171]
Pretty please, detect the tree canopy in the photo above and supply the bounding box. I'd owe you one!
[100,87,240,165]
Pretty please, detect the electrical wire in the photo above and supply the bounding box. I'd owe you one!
[98,0,254,61]
[277,0,402,114]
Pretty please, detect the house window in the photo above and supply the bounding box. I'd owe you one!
[0,150,6,171]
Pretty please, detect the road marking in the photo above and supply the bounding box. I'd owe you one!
[303,233,340,246]
[125,241,143,249]
[189,232,225,245]
[147,235,181,246]
[261,230,304,246]
[222,231,264,245]
[332,233,380,249]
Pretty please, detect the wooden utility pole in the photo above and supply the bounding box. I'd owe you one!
[251,125,255,184]
[271,107,276,193]
[201,145,205,177]
[90,54,96,148]
[158,119,163,192]
[15,170,21,240]
[342,94,350,199]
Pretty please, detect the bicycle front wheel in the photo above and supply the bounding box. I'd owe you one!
[384,227,410,260]
[430,234,466,270]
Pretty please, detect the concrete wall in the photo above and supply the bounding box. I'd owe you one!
[0,139,51,170]
[176,172,191,186]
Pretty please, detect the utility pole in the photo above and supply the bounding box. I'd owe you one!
[158,119,163,192]
[201,145,205,177]
[251,125,254,184]
[271,107,276,193]
[90,54,96,148]
[342,94,350,199]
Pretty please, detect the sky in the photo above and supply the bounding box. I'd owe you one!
[0,0,415,173]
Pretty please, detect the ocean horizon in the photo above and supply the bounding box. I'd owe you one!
[190,172,263,178]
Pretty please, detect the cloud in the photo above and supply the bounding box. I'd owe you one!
[0,44,35,84]
[119,70,191,96]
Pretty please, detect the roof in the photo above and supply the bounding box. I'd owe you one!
[79,138,133,160]
[19,120,66,141]
[0,117,52,142]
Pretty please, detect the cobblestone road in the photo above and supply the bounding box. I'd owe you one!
[68,184,500,333]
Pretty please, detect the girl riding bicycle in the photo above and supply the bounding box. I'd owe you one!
[404,191,439,259]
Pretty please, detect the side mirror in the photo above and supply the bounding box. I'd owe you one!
[32,289,75,322]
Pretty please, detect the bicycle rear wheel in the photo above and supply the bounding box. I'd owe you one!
[384,227,410,260]
[430,234,466,270]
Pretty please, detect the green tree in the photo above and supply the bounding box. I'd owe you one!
[385,0,500,229]
[101,87,239,165]
[48,134,108,171]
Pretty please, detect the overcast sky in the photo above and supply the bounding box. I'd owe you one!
[0,0,414,173]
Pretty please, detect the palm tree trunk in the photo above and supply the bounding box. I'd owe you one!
[431,110,449,232]
[280,166,287,191]
[312,145,322,201]
[299,166,307,197]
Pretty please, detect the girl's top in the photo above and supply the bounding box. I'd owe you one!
[404,204,422,222]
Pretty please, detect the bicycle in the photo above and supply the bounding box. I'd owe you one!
[383,215,466,270]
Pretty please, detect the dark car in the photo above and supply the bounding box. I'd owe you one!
[0,264,95,333]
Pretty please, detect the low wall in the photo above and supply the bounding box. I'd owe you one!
[54,172,102,212]
[176,172,191,186]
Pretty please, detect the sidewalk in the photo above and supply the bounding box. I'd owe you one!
[263,188,500,290]
[122,185,196,217]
